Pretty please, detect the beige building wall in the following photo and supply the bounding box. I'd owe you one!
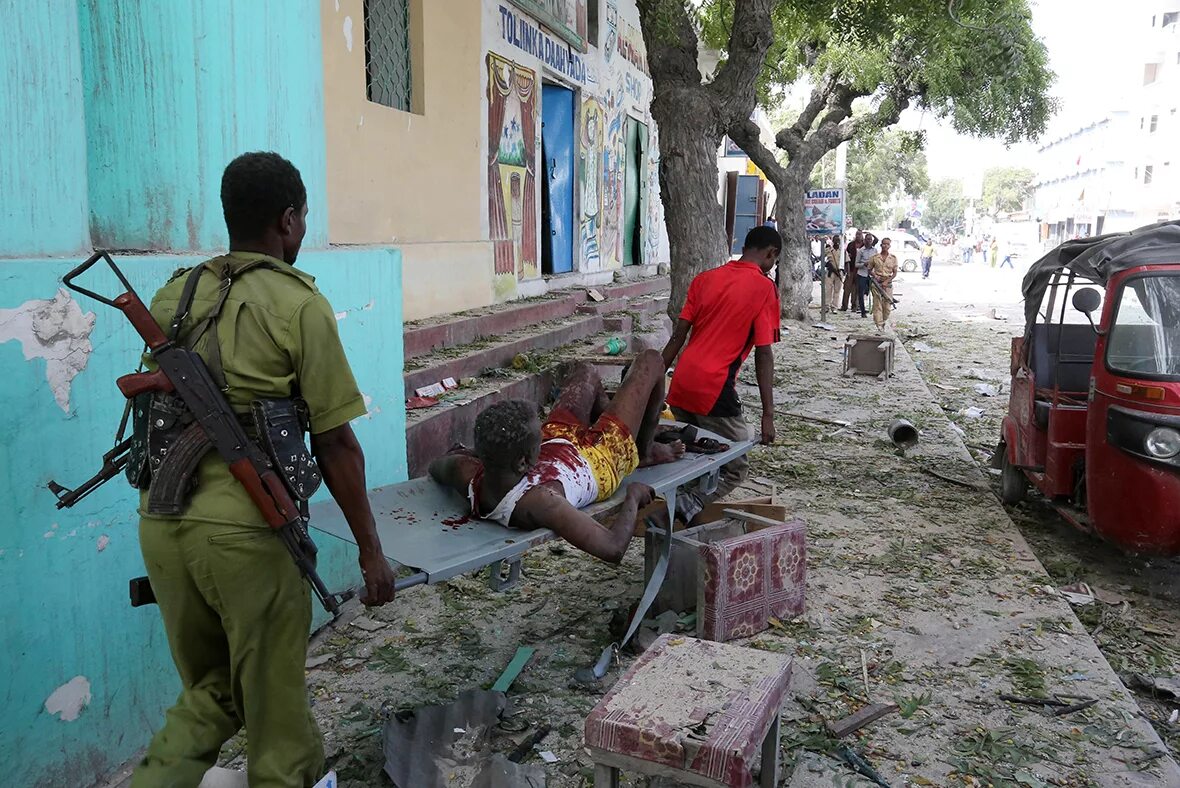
[321,0,493,321]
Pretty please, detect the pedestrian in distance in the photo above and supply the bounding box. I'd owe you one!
[989,236,999,268]
[921,238,935,279]
[826,234,843,311]
[868,237,899,331]
[855,233,879,318]
[840,229,863,311]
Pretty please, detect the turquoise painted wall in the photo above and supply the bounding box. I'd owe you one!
[0,0,90,257]
[78,0,329,252]
[0,249,405,785]
[2,1,406,784]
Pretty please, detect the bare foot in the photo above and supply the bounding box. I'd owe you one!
[640,440,684,467]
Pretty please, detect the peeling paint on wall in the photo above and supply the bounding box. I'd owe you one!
[44,677,91,722]
[0,290,96,413]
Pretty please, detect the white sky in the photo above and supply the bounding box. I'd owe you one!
[903,0,1144,191]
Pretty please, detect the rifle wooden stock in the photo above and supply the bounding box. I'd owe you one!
[114,292,168,349]
[117,369,175,398]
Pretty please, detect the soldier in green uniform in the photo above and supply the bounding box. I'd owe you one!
[130,152,397,787]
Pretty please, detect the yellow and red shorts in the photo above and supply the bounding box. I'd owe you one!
[543,408,639,501]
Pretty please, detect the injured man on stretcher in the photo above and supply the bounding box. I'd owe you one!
[429,349,684,563]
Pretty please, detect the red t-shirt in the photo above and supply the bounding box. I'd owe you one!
[667,260,781,417]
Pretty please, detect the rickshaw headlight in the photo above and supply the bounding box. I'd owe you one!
[1145,428,1180,459]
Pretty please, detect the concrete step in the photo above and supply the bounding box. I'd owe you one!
[598,276,669,301]
[404,294,580,360]
[403,314,604,395]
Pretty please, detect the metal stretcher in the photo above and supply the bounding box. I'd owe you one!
[309,427,754,678]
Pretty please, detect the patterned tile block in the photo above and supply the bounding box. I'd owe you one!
[694,518,806,642]
[584,634,792,787]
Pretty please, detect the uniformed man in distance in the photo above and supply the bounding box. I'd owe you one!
[131,152,396,787]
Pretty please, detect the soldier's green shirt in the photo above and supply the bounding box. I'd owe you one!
[139,251,366,527]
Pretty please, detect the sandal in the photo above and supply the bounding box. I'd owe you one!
[655,424,697,445]
[686,437,729,454]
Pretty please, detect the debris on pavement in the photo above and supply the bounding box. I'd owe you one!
[958,406,986,419]
[973,383,1001,397]
[406,396,439,409]
[306,653,335,669]
[351,616,387,632]
[1126,674,1180,700]
[827,702,900,738]
[383,689,545,788]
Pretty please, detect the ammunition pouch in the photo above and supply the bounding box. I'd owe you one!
[251,398,321,502]
[144,393,213,515]
[126,393,152,489]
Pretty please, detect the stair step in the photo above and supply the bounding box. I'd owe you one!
[404,314,604,394]
[404,295,579,360]
[597,277,669,301]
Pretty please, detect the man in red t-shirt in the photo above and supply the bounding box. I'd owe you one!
[661,226,781,515]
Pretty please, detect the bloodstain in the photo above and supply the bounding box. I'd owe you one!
[442,515,471,527]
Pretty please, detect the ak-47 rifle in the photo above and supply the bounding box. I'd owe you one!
[869,275,898,307]
[49,252,354,617]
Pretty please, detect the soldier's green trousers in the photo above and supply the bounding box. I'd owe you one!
[131,517,324,788]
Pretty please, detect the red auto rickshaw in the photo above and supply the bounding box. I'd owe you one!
[998,221,1180,554]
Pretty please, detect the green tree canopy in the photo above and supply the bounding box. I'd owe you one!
[924,178,968,233]
[982,166,1037,215]
[841,130,929,228]
[704,0,1055,317]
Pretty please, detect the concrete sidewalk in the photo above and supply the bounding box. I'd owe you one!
[747,311,1178,786]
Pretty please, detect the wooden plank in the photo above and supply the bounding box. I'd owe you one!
[826,703,899,739]
[697,498,783,526]
[491,647,536,693]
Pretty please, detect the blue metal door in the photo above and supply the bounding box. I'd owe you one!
[541,84,575,274]
[730,175,761,255]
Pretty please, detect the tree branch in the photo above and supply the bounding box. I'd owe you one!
[774,73,839,157]
[707,0,775,115]
[636,0,703,88]
[728,117,787,185]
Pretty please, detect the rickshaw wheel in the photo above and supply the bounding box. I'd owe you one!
[1000,451,1027,505]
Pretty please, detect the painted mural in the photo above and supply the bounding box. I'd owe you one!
[487,52,539,283]
[604,0,618,63]
[644,124,663,265]
[601,73,627,269]
[579,97,605,270]
[508,0,587,50]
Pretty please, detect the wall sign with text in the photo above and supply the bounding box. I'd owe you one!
[508,0,587,51]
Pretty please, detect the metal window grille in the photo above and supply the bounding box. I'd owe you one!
[364,0,412,112]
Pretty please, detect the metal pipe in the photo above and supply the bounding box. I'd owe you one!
[888,419,920,449]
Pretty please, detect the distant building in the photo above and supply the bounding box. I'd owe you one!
[1033,3,1180,243]
[1031,113,1139,243]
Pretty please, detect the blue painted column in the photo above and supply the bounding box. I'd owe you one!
[0,0,90,257]
[78,0,329,252]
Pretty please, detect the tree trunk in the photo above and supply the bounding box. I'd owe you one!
[650,90,727,323]
[774,165,812,321]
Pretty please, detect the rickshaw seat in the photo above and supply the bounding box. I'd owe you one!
[1029,324,1098,394]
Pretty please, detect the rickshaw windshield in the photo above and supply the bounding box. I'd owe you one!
[1107,274,1180,379]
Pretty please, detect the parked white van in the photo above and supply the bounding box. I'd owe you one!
[865,229,923,272]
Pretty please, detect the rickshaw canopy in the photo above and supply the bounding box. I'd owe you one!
[1022,220,1180,327]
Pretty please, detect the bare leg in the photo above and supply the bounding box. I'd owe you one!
[551,362,603,426]
[604,350,682,465]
